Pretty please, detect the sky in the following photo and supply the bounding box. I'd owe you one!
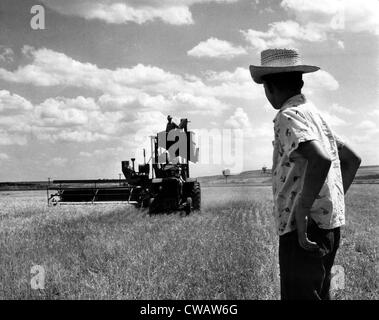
[0,0,378,181]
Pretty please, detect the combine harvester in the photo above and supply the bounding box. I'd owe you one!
[47,117,201,214]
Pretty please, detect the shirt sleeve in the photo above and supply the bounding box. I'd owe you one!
[276,108,318,158]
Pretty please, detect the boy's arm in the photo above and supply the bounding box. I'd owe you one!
[294,140,332,251]
[337,141,361,194]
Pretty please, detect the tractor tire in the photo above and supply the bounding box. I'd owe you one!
[141,196,150,208]
[190,182,201,211]
[148,197,157,214]
[185,197,192,215]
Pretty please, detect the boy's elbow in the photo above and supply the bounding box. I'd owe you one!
[354,154,362,167]
[338,143,361,169]
[345,153,361,169]
[351,155,362,171]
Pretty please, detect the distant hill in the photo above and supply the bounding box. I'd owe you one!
[198,165,379,186]
[198,169,272,186]
[0,181,49,191]
[353,165,379,184]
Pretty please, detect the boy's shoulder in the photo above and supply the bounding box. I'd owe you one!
[283,100,317,113]
[275,102,311,120]
[278,101,319,121]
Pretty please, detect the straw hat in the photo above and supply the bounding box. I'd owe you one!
[249,48,320,84]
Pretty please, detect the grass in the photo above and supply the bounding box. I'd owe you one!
[0,185,377,300]
[334,184,379,299]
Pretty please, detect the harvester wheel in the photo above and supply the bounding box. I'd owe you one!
[185,197,192,215]
[141,196,150,208]
[148,197,157,214]
[190,182,201,211]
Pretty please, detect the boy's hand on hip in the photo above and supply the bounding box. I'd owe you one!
[295,203,320,252]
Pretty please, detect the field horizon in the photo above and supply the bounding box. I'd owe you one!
[1,165,378,191]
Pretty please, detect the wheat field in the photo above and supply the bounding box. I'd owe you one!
[0,184,377,299]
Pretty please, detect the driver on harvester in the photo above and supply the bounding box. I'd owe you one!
[166,115,178,132]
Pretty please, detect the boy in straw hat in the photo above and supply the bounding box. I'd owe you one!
[250,49,361,300]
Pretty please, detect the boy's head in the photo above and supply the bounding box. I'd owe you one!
[249,48,319,108]
[262,72,304,109]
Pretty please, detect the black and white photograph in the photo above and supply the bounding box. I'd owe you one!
[0,0,378,305]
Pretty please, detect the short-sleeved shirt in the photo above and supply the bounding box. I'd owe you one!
[272,94,345,236]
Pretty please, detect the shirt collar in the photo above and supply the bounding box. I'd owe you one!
[280,94,307,111]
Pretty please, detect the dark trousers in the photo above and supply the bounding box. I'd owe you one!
[279,222,340,300]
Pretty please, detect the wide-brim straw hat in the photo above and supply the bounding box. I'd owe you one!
[250,48,320,84]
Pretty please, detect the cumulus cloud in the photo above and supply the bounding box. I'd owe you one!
[319,110,348,127]
[352,119,379,143]
[281,0,379,35]
[356,120,377,130]
[0,47,175,95]
[32,96,131,142]
[330,103,355,115]
[0,47,343,146]
[41,0,238,25]
[225,107,251,129]
[0,47,14,63]
[205,67,251,83]
[0,47,204,95]
[281,0,343,16]
[241,20,326,51]
[242,0,378,52]
[171,93,230,115]
[0,153,9,161]
[369,109,379,117]
[0,90,33,113]
[0,89,159,144]
[0,114,33,133]
[188,38,247,59]
[303,70,339,92]
[0,131,27,146]
[224,107,272,138]
[202,67,264,101]
[0,90,34,145]
[0,90,174,145]
[35,96,99,127]
[0,46,263,111]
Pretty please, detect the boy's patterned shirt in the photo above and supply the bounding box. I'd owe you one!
[272,94,345,236]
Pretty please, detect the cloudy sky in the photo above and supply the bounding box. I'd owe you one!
[0,0,378,181]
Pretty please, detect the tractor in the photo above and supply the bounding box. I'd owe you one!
[148,117,200,214]
[122,116,201,214]
[48,116,201,215]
